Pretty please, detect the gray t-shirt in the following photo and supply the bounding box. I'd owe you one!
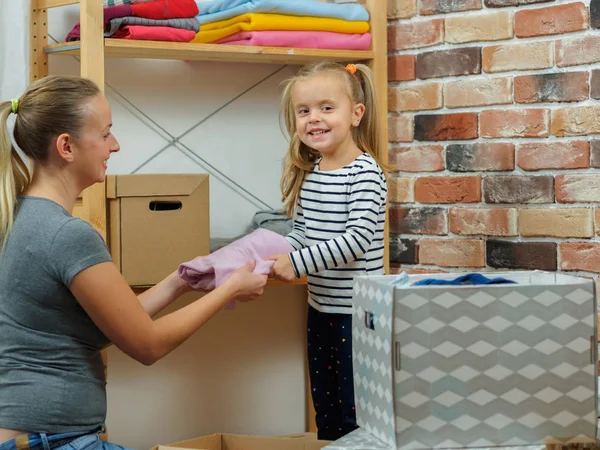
[0,196,112,432]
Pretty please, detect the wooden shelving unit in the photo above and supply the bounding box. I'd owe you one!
[31,0,388,436]
[46,39,375,64]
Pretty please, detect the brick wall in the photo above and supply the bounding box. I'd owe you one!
[387,0,600,275]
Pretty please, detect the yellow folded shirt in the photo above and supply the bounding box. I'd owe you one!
[192,13,370,44]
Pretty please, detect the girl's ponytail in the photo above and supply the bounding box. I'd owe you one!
[0,100,31,251]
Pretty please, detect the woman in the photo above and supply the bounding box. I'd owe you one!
[0,75,267,449]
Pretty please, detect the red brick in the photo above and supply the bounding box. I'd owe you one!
[487,241,557,270]
[556,35,600,67]
[414,113,478,141]
[415,176,481,203]
[517,141,590,170]
[444,77,512,108]
[445,11,513,44]
[514,72,589,104]
[420,0,481,15]
[389,146,445,172]
[446,143,515,172]
[416,48,481,79]
[520,208,594,238]
[388,0,417,19]
[450,208,518,236]
[388,55,416,82]
[388,176,415,203]
[484,176,554,204]
[419,239,485,268]
[556,175,600,203]
[388,20,444,51]
[551,106,600,136]
[515,3,589,38]
[389,206,448,235]
[480,109,550,138]
[559,242,600,273]
[389,83,442,112]
[483,42,553,73]
[389,115,413,143]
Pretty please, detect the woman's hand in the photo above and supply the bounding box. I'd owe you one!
[224,260,268,301]
[267,254,297,282]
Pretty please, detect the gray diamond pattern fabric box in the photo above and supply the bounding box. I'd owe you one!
[348,271,598,450]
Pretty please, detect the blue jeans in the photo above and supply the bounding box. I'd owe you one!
[0,427,133,450]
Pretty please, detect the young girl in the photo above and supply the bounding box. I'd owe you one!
[268,62,387,440]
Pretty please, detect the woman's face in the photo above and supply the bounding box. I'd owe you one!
[72,94,120,186]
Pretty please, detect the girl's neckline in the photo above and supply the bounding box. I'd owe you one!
[316,153,368,173]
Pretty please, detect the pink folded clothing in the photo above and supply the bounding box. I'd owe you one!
[178,228,294,309]
[112,25,196,41]
[214,30,372,50]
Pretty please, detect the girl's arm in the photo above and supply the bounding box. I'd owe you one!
[285,200,306,251]
[70,260,267,366]
[273,168,387,280]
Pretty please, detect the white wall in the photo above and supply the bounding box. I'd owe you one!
[1,4,309,448]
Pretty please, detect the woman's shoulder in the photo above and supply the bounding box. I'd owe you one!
[15,197,104,247]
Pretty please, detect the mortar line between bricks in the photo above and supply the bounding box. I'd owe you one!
[388,101,600,115]
[389,203,600,209]
[387,30,595,56]
[389,170,600,177]
[388,138,599,145]
[389,265,600,278]
[388,65,600,86]
[391,234,600,243]
[389,0,591,23]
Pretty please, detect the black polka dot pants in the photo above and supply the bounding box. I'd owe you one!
[307,304,358,441]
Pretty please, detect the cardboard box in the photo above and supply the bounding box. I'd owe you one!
[152,432,331,450]
[107,174,210,287]
[349,271,597,449]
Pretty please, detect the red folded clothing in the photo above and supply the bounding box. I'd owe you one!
[131,0,198,20]
[65,0,198,41]
[113,25,196,41]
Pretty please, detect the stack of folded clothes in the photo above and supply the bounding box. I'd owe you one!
[192,0,371,50]
[65,0,200,42]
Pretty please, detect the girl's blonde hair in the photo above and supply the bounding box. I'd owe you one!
[0,75,100,250]
[279,62,385,217]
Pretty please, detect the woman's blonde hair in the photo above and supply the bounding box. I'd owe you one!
[0,75,100,250]
[279,62,385,217]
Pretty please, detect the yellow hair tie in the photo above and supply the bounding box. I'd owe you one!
[345,64,357,75]
[10,99,19,114]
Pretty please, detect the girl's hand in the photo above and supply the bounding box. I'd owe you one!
[267,254,297,282]
[225,260,267,301]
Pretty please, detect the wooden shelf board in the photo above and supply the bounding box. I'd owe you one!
[38,0,79,8]
[45,39,374,65]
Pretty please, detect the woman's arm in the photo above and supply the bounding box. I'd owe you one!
[70,260,266,366]
[137,270,193,317]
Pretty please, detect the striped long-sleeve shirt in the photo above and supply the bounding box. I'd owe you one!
[286,153,387,314]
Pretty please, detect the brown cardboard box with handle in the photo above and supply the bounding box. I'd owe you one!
[107,174,210,287]
[151,432,331,450]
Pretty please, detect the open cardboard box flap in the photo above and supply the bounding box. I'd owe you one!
[152,432,330,450]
